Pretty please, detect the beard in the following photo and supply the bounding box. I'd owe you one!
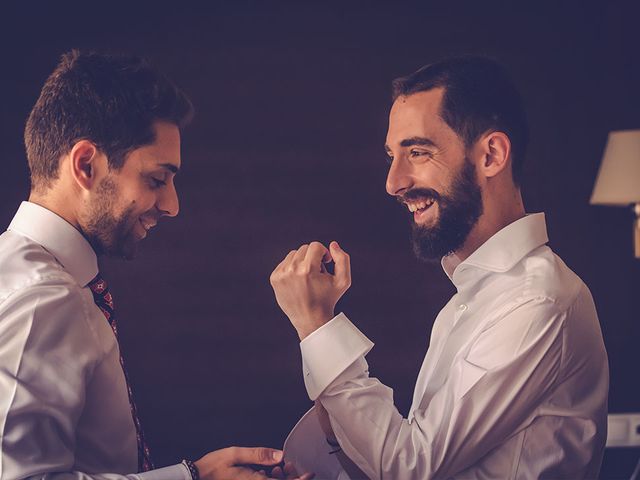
[406,158,483,262]
[81,177,140,260]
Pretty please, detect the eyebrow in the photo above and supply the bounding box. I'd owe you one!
[158,163,179,174]
[385,136,439,153]
[401,136,438,148]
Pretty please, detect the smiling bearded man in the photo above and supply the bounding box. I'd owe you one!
[270,56,609,479]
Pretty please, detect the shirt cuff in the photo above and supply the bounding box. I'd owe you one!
[300,312,374,400]
[135,463,192,480]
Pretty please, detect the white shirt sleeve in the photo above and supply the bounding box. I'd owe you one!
[0,278,190,480]
[300,299,567,479]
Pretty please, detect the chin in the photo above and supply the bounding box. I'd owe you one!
[105,236,140,261]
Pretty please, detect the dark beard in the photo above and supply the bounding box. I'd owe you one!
[82,177,139,260]
[409,159,483,262]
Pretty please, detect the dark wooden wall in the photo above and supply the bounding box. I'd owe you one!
[1,2,638,477]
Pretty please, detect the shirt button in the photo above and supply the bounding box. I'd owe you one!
[458,304,468,311]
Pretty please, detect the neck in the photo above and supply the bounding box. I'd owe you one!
[455,188,525,262]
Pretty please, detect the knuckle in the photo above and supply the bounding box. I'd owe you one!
[227,446,238,458]
[270,271,282,284]
[255,447,269,462]
[297,265,312,275]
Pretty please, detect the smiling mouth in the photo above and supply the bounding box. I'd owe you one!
[404,198,435,213]
[139,218,157,233]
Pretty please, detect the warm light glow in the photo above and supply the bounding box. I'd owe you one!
[590,130,640,206]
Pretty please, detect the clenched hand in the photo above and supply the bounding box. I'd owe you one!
[270,241,351,340]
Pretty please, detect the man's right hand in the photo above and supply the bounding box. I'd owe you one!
[194,447,313,480]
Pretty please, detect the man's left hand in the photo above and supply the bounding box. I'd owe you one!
[270,241,351,340]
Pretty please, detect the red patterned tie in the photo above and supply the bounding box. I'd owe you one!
[89,273,154,472]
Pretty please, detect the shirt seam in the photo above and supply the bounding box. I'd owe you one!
[0,269,74,303]
[511,425,528,479]
[2,276,107,373]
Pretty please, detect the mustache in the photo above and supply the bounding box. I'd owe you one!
[396,188,441,205]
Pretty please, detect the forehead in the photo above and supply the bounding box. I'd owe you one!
[127,121,182,170]
[386,88,456,146]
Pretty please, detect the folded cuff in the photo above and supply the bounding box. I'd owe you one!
[300,312,374,400]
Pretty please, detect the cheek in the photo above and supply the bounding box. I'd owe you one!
[415,165,451,193]
[119,185,157,214]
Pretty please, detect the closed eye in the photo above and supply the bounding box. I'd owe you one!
[149,177,167,188]
[409,149,434,162]
[410,149,432,157]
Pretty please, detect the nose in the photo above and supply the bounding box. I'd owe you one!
[158,181,180,217]
[386,157,413,196]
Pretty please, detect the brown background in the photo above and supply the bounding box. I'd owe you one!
[1,2,639,478]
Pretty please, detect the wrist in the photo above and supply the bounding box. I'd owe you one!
[182,459,200,480]
[295,311,334,340]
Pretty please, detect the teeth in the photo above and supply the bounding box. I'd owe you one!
[406,199,435,212]
[140,220,155,231]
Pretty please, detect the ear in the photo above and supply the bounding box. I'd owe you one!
[477,131,511,179]
[68,140,106,191]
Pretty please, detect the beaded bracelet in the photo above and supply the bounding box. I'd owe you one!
[181,459,200,480]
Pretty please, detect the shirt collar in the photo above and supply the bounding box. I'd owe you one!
[7,201,98,287]
[441,213,549,288]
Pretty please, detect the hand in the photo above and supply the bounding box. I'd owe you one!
[270,241,351,340]
[271,461,315,480]
[194,447,308,480]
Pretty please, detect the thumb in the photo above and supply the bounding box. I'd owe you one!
[329,241,351,290]
[229,447,283,466]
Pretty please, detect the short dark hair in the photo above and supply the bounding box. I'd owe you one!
[392,56,528,185]
[25,49,194,192]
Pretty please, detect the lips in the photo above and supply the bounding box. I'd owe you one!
[136,217,157,239]
[139,218,156,232]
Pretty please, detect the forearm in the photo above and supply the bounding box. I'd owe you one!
[320,370,428,480]
[12,464,190,480]
[334,450,369,480]
[318,341,564,479]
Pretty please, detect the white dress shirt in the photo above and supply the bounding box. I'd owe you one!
[301,213,609,479]
[0,202,190,480]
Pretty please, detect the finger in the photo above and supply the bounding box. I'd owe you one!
[227,446,284,466]
[275,250,297,273]
[231,467,268,480]
[304,241,329,271]
[271,465,284,478]
[329,241,351,290]
[271,250,297,285]
[296,473,315,480]
[292,244,309,265]
[283,462,297,475]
